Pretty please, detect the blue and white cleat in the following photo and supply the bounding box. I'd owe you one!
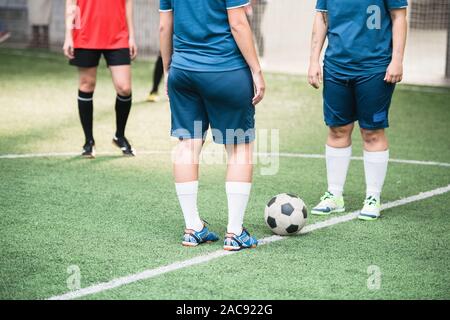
[311,191,345,215]
[182,224,219,247]
[223,228,258,251]
[358,196,381,221]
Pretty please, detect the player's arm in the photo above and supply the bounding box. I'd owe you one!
[159,11,173,74]
[308,11,327,89]
[159,11,173,97]
[63,0,77,59]
[385,8,407,83]
[228,7,265,106]
[126,0,138,60]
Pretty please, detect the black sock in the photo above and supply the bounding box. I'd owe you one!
[115,93,132,138]
[151,55,164,94]
[78,90,94,143]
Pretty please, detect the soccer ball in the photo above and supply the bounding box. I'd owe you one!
[264,193,308,236]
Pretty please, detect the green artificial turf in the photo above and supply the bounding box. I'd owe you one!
[0,48,449,300]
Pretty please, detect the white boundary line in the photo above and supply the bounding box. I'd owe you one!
[48,184,450,300]
[1,150,449,167]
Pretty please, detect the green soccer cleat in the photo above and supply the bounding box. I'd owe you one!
[311,191,345,215]
[358,196,381,221]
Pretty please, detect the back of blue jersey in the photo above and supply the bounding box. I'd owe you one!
[160,0,250,72]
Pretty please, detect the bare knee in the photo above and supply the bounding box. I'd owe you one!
[115,83,132,97]
[174,139,203,164]
[226,143,253,166]
[226,143,254,182]
[327,124,353,148]
[361,128,388,151]
[79,77,96,93]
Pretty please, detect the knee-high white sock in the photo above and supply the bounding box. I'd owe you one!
[175,181,203,232]
[364,150,389,202]
[226,182,252,236]
[326,145,352,198]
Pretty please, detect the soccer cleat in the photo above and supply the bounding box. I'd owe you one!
[311,191,345,215]
[358,196,381,221]
[81,140,96,159]
[223,228,258,251]
[112,136,136,156]
[146,92,160,103]
[182,224,219,247]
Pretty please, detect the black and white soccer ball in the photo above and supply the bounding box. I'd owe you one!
[264,193,307,236]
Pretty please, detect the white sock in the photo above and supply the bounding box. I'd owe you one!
[226,182,252,236]
[326,144,352,198]
[175,181,203,232]
[364,150,389,202]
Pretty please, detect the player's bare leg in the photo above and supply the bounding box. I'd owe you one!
[173,138,203,183]
[312,124,353,215]
[223,142,257,251]
[327,123,353,149]
[359,128,389,220]
[78,67,97,158]
[110,65,132,97]
[110,65,135,156]
[360,128,388,152]
[173,138,219,246]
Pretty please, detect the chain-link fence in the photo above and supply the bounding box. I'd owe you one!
[0,0,449,85]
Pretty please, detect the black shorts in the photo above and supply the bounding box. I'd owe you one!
[69,49,131,68]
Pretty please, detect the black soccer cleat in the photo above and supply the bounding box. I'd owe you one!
[81,140,96,159]
[112,136,136,156]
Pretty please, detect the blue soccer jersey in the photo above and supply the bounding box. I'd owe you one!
[316,0,408,76]
[159,0,250,72]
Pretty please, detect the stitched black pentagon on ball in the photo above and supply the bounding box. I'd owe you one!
[266,216,277,229]
[267,196,277,207]
[286,224,299,234]
[302,206,308,218]
[281,203,295,216]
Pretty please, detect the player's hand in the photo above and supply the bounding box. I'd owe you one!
[63,37,74,60]
[252,70,266,106]
[384,60,403,83]
[129,38,138,60]
[308,61,322,89]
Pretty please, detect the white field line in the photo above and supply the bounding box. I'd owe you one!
[0,150,449,168]
[48,184,450,300]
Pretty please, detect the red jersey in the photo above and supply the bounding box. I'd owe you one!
[73,0,129,49]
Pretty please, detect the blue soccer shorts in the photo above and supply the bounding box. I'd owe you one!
[168,67,255,145]
[323,70,396,129]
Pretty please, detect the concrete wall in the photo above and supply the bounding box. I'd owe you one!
[261,0,449,85]
[0,0,28,42]
[0,0,449,85]
[262,0,315,75]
